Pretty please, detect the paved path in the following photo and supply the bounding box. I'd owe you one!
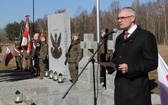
[0,70,161,105]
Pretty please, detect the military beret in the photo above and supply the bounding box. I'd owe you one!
[72,33,80,36]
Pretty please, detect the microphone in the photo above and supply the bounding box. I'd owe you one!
[103,28,118,38]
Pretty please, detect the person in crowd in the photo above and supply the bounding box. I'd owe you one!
[21,42,31,72]
[100,28,109,88]
[100,28,115,88]
[13,38,22,70]
[110,7,158,105]
[38,36,48,79]
[31,33,41,77]
[65,33,83,83]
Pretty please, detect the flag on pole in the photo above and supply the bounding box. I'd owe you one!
[18,25,23,48]
[3,47,14,66]
[21,15,31,53]
[158,54,168,105]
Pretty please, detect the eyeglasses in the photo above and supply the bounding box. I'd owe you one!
[116,15,132,20]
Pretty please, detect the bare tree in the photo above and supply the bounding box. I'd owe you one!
[0,28,7,42]
[155,0,168,44]
[108,0,120,29]
[88,5,97,40]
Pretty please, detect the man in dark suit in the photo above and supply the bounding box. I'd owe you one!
[112,7,158,105]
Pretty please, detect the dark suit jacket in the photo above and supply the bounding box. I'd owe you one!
[112,26,158,105]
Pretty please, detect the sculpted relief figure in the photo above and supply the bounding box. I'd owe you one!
[50,33,62,59]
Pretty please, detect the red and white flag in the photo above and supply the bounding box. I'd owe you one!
[3,47,14,66]
[21,15,31,53]
[158,54,168,105]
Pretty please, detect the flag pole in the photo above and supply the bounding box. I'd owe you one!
[96,0,100,62]
[94,1,100,105]
[33,0,35,34]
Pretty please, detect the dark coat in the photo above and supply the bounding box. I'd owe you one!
[112,26,158,105]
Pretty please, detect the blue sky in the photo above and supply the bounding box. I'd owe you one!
[0,0,156,29]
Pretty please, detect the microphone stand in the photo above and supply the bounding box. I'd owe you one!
[62,35,110,105]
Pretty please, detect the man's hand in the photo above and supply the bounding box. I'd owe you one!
[118,63,128,74]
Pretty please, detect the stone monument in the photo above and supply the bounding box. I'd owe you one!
[47,10,71,79]
[78,33,100,89]
[78,31,121,90]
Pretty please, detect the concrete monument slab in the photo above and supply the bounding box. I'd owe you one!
[47,10,71,79]
[78,33,100,89]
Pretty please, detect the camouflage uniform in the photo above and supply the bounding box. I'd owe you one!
[100,34,113,62]
[66,33,83,82]
[38,41,48,76]
[13,38,22,70]
[21,46,31,71]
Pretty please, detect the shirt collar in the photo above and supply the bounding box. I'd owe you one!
[127,24,137,34]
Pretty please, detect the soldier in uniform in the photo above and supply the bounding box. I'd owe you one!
[100,28,114,88]
[65,33,83,83]
[21,44,31,71]
[13,38,22,70]
[100,28,113,62]
[38,36,48,79]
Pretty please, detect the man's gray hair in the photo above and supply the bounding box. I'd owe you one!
[122,7,136,16]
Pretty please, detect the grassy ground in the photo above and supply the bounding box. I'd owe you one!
[149,45,168,94]
[0,44,16,70]
[0,44,168,94]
